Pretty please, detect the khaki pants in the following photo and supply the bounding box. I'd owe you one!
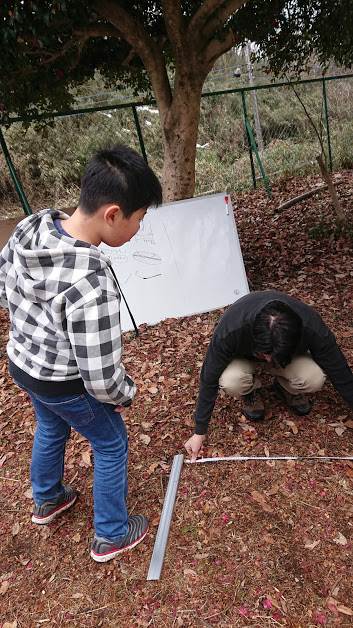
[219,355,326,398]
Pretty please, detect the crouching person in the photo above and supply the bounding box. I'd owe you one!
[0,145,162,562]
[185,290,353,461]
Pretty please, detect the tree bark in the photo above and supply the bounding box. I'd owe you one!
[159,69,205,201]
[161,96,202,201]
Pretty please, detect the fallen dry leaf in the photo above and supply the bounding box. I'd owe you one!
[284,419,299,435]
[305,539,320,549]
[313,611,327,625]
[11,522,20,536]
[183,568,197,577]
[333,532,348,546]
[250,490,273,513]
[81,450,91,467]
[340,329,353,338]
[336,603,353,616]
[335,426,346,436]
[327,597,353,616]
[266,484,280,496]
[139,433,151,445]
[262,533,275,545]
[146,462,159,476]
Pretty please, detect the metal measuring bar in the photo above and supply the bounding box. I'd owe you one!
[185,454,353,464]
[147,453,184,581]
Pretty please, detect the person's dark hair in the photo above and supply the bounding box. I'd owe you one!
[252,300,302,368]
[79,144,162,215]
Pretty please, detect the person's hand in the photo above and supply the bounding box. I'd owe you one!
[184,433,206,462]
[114,405,127,414]
[114,399,133,414]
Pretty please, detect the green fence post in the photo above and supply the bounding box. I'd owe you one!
[241,90,256,189]
[322,78,333,172]
[245,118,272,198]
[0,127,32,215]
[132,105,148,163]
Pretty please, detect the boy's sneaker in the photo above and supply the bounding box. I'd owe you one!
[241,389,265,421]
[32,484,77,525]
[273,379,312,415]
[90,514,149,563]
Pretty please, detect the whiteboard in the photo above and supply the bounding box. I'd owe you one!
[100,193,249,331]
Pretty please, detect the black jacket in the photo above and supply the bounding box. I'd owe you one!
[194,290,353,434]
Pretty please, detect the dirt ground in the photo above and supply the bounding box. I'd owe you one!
[1,172,353,627]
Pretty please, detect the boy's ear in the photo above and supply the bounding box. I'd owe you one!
[103,204,123,225]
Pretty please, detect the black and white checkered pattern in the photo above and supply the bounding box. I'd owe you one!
[0,209,136,405]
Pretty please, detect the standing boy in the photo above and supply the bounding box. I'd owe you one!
[0,145,162,562]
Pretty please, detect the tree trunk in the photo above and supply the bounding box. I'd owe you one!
[160,82,203,202]
[316,154,345,223]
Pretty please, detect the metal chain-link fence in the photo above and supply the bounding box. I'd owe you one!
[1,74,352,215]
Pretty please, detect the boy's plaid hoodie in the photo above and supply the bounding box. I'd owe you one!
[0,209,136,405]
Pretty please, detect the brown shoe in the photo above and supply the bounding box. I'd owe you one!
[273,380,312,416]
[241,389,265,421]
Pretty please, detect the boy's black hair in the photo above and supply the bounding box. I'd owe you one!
[79,144,162,215]
[252,300,302,368]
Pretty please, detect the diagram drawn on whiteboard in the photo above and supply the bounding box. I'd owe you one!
[134,220,156,247]
[101,214,165,282]
[132,251,162,265]
[99,192,249,331]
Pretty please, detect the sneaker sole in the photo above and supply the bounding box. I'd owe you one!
[31,494,77,525]
[90,526,149,563]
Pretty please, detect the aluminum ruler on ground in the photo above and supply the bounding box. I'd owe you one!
[185,454,353,464]
[147,453,184,581]
[146,452,353,580]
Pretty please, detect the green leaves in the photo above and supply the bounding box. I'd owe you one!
[1,1,352,123]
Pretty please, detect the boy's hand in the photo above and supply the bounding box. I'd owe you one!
[115,405,127,414]
[114,398,133,414]
[184,434,206,462]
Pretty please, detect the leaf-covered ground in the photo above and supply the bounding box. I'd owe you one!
[1,172,353,627]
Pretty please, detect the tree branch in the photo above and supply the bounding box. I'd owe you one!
[201,0,248,44]
[75,23,123,40]
[93,0,172,112]
[24,23,121,65]
[204,28,238,69]
[188,0,228,38]
[161,0,185,58]
[93,1,152,57]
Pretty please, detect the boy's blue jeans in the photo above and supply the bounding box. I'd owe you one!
[27,390,129,542]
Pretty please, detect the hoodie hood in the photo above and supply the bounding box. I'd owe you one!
[12,209,111,303]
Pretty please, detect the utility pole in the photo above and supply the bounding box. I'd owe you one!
[244,42,264,154]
